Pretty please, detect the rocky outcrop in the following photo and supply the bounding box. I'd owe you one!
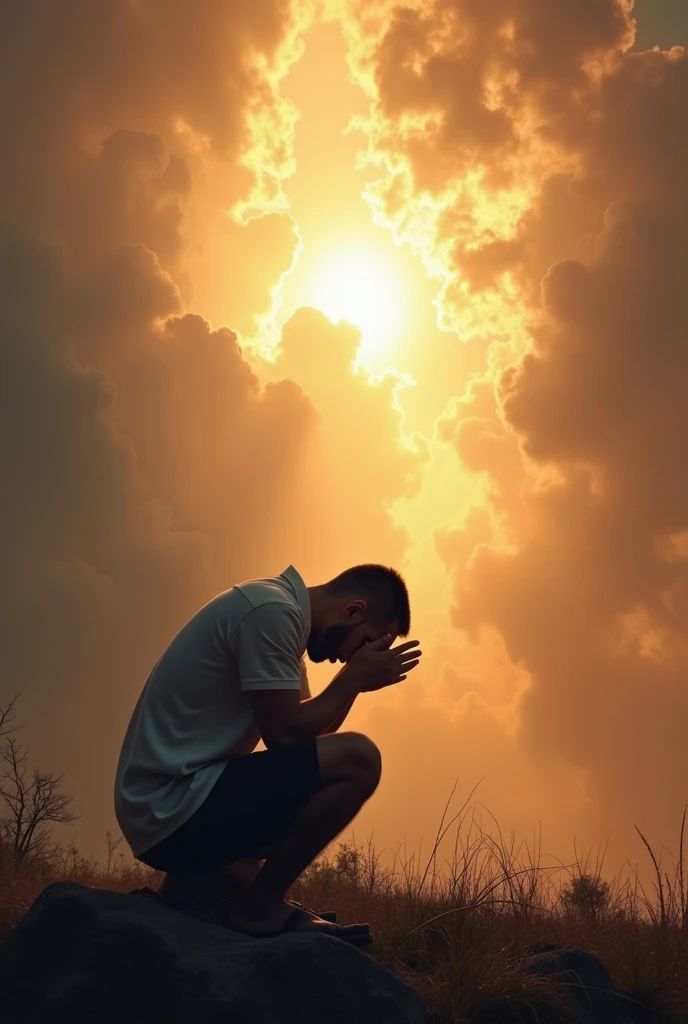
[0,882,426,1024]
[524,943,645,1023]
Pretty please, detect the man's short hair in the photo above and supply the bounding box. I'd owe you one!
[326,564,410,636]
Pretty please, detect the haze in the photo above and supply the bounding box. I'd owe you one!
[1,0,687,881]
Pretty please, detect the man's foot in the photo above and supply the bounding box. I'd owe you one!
[223,899,372,946]
[287,898,337,923]
[153,875,339,924]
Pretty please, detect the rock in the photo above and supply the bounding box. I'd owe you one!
[0,882,426,1024]
[523,943,639,1023]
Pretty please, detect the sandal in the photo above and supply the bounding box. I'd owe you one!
[286,898,337,924]
[228,906,373,946]
[130,888,345,930]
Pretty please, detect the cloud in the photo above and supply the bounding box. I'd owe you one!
[452,78,686,849]
[0,224,212,810]
[0,0,309,322]
[335,0,688,859]
[0,1,434,854]
[480,193,688,839]
[253,306,430,578]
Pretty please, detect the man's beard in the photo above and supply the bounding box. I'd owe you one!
[306,622,358,663]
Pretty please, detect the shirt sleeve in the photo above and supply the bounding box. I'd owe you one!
[233,602,304,692]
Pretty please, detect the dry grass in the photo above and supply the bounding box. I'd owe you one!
[1,802,687,1023]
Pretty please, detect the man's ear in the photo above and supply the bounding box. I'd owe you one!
[345,599,367,621]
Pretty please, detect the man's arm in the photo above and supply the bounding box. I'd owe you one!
[249,671,360,747]
[236,603,363,748]
[319,696,356,735]
[299,660,311,701]
[299,661,355,736]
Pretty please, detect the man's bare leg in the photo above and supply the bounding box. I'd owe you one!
[225,731,381,933]
[158,857,264,908]
[220,857,264,886]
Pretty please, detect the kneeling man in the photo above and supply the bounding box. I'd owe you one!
[114,563,421,941]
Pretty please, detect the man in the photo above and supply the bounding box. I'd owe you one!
[114,563,422,941]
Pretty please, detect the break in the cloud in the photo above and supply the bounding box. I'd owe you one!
[339,0,688,857]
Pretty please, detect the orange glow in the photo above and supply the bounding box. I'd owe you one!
[3,0,688,889]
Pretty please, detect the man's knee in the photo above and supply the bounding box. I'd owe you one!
[317,731,382,790]
[347,732,382,785]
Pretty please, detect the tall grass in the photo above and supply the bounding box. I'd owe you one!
[1,800,687,1023]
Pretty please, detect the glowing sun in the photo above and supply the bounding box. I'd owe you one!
[307,245,406,357]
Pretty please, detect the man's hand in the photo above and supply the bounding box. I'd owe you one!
[343,635,422,693]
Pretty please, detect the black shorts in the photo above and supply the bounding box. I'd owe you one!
[138,737,321,874]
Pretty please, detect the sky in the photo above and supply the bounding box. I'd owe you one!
[1,0,687,883]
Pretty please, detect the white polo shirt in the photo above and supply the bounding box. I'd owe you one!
[114,565,311,857]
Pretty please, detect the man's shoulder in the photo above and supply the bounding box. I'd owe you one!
[228,579,307,660]
[229,576,306,640]
[233,574,298,614]
[191,577,298,635]
[199,571,307,650]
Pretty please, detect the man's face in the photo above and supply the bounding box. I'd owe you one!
[306,601,398,665]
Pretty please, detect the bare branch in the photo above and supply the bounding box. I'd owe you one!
[0,727,78,865]
[0,696,20,738]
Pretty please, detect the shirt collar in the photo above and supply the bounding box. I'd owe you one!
[280,565,311,633]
